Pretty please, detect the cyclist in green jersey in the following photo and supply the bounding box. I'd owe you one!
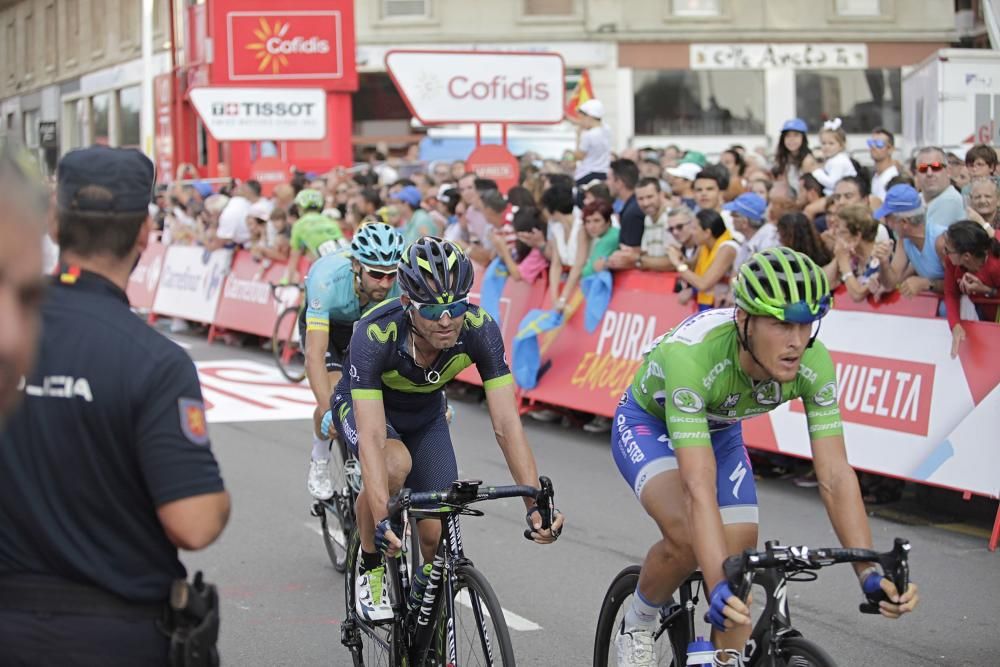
[283,188,346,285]
[611,248,918,667]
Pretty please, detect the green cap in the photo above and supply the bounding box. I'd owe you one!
[680,151,707,167]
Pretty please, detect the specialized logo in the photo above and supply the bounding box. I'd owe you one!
[721,393,741,409]
[813,381,838,407]
[672,388,704,414]
[245,18,330,74]
[729,460,747,499]
[366,321,398,343]
[179,398,209,445]
[753,380,782,406]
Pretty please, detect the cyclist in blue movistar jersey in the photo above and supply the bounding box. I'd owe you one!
[304,223,405,500]
[331,237,565,623]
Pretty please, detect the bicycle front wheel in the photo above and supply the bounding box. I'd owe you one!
[439,564,515,666]
[774,637,838,667]
[272,306,305,383]
[592,566,677,667]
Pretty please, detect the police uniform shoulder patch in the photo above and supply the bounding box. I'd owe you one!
[179,398,210,445]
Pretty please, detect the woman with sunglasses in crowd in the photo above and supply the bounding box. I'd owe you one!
[329,237,565,623]
[942,220,1000,358]
[667,209,739,310]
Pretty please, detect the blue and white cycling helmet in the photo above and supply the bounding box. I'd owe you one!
[351,222,405,267]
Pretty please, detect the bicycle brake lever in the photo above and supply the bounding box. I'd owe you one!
[723,551,753,601]
[536,476,554,531]
[860,538,911,614]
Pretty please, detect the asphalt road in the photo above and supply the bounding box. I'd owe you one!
[174,333,998,666]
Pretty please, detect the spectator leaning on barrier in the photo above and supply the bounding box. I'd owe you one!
[967,177,1000,231]
[728,192,777,270]
[916,146,965,229]
[667,209,739,310]
[943,220,1000,357]
[209,180,254,249]
[0,147,229,663]
[0,147,47,426]
[868,127,899,203]
[627,177,677,271]
[876,184,947,297]
[579,199,620,279]
[608,158,644,260]
[829,203,890,302]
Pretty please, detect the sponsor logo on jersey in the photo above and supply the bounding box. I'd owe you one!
[349,365,359,381]
[721,392,741,409]
[179,398,209,445]
[753,380,782,405]
[463,307,492,329]
[310,297,322,310]
[366,321,398,343]
[813,381,837,407]
[702,358,732,389]
[618,392,629,407]
[672,388,704,414]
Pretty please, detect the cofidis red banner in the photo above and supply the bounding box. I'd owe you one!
[210,0,357,91]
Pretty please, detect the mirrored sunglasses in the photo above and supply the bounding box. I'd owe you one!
[866,138,887,149]
[412,298,471,321]
[916,162,946,173]
[361,265,397,281]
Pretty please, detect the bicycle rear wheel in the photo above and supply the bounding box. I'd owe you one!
[592,566,678,667]
[272,306,305,383]
[438,564,515,666]
[344,529,405,667]
[774,637,837,667]
[321,440,353,572]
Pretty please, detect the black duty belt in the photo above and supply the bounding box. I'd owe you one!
[0,574,166,620]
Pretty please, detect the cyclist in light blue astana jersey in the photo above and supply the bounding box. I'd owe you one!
[304,223,404,500]
[611,247,919,667]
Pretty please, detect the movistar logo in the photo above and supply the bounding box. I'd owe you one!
[367,321,398,343]
[463,307,492,329]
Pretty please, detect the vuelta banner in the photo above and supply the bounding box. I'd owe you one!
[152,246,233,324]
[126,239,167,310]
[213,251,309,338]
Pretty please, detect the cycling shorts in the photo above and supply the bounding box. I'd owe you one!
[331,391,457,494]
[298,308,352,372]
[611,388,758,525]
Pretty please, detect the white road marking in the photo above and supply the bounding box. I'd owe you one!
[300,523,542,632]
[169,338,192,349]
[196,360,316,423]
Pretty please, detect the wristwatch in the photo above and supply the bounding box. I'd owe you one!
[677,262,690,273]
[635,255,643,269]
[840,271,853,283]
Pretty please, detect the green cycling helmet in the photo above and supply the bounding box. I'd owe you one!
[294,188,324,212]
[733,247,831,324]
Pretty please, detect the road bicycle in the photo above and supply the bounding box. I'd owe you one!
[310,435,360,573]
[593,538,911,667]
[269,282,306,383]
[341,477,555,666]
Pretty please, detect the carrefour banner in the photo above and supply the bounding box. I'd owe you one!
[152,246,233,324]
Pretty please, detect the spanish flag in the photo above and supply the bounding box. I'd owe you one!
[564,69,595,119]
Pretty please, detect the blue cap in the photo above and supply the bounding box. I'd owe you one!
[390,185,422,208]
[192,180,213,198]
[57,146,155,213]
[874,184,923,220]
[781,118,808,134]
[723,192,768,223]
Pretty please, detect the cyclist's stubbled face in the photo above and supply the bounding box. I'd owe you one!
[408,301,465,350]
[356,262,396,303]
[745,314,813,383]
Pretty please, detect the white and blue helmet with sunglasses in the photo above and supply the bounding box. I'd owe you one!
[397,237,474,305]
[351,222,405,267]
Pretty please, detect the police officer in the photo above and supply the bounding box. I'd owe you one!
[0,146,230,665]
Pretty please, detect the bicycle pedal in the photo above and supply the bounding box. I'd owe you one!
[310,502,323,518]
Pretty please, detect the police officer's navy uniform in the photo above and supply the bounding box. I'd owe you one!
[0,147,225,665]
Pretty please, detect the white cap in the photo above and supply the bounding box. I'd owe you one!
[666,163,702,182]
[247,199,274,221]
[578,99,605,120]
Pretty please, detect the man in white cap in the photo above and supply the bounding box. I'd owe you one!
[569,99,611,199]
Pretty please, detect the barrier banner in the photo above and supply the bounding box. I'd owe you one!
[212,251,300,338]
[126,240,167,310]
[458,264,546,386]
[152,246,233,323]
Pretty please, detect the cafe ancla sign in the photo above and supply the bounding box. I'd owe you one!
[691,43,868,70]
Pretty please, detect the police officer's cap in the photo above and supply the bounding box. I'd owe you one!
[57,146,155,213]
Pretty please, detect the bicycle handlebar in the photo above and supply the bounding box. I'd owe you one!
[386,477,555,527]
[723,538,911,615]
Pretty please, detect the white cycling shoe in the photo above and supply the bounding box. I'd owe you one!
[307,458,333,500]
[614,620,655,667]
[356,565,394,623]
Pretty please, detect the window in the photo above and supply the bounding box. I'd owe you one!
[23,109,39,149]
[118,86,141,147]
[6,19,15,78]
[835,0,880,16]
[120,0,139,48]
[74,99,89,148]
[633,70,765,136]
[92,93,110,145]
[523,0,575,15]
[23,10,34,77]
[671,0,720,17]
[382,0,428,18]
[62,0,80,65]
[91,0,105,55]
[44,3,57,70]
[795,68,901,134]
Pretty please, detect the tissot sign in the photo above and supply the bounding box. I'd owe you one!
[385,50,565,124]
[210,0,357,91]
[189,88,326,141]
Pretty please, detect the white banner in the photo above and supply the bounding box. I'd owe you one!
[189,87,326,141]
[384,50,564,124]
[690,43,868,70]
[152,246,233,323]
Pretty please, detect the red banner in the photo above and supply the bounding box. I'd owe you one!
[210,0,357,91]
[213,250,310,338]
[126,239,167,310]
